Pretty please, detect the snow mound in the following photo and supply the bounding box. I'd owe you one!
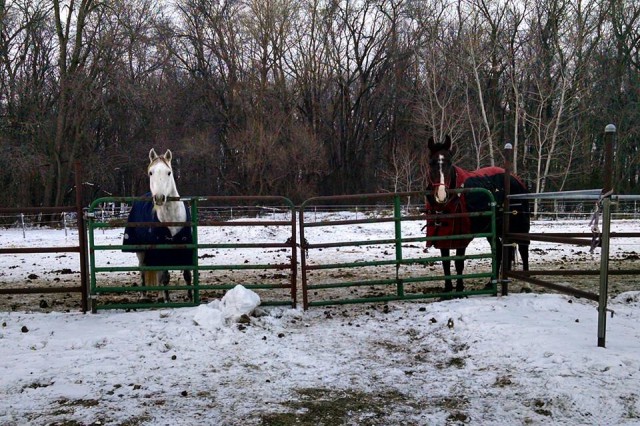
[192,285,260,328]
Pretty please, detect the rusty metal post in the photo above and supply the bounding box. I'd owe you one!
[75,161,89,313]
[501,143,513,296]
[598,124,616,347]
[290,207,298,309]
[299,208,309,310]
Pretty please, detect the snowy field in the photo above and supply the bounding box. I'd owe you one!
[1,213,640,425]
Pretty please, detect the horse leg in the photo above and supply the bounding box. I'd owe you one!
[136,252,150,301]
[441,249,453,292]
[505,245,515,272]
[454,248,465,292]
[183,270,193,300]
[502,241,533,293]
[518,243,532,293]
[160,270,171,302]
[494,238,503,277]
[484,238,503,290]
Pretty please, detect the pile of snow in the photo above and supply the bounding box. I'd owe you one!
[192,284,261,328]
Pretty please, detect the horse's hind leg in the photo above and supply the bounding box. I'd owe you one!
[183,270,192,301]
[454,248,465,292]
[441,249,453,292]
[484,238,502,290]
[518,243,529,271]
[518,243,532,293]
[160,270,171,302]
[505,245,516,271]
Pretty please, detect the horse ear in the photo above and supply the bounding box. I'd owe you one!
[149,148,158,163]
[444,135,452,151]
[164,149,172,163]
[427,137,435,152]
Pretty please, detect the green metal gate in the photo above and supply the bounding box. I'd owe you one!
[87,195,297,311]
[299,190,498,309]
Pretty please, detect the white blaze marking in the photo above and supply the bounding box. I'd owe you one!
[435,154,447,203]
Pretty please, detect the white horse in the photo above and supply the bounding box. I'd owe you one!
[148,148,187,235]
[124,148,193,302]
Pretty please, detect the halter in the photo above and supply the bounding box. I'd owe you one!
[147,150,177,207]
[428,152,455,204]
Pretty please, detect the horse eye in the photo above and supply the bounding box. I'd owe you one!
[149,171,153,176]
[168,171,172,176]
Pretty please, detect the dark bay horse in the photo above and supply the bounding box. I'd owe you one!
[425,136,530,293]
[122,149,194,302]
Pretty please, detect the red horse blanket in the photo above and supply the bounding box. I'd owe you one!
[425,166,505,249]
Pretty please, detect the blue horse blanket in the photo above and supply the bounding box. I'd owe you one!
[122,194,194,267]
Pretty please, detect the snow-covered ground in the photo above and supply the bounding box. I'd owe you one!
[1,214,639,425]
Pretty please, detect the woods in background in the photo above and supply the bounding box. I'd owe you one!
[1,0,639,207]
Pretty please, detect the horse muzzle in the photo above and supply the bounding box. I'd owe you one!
[153,194,167,206]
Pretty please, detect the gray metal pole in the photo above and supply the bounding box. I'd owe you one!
[501,143,513,296]
[597,124,616,348]
[603,124,615,194]
[598,197,611,347]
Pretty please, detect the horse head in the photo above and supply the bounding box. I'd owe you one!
[427,135,455,205]
[148,148,177,207]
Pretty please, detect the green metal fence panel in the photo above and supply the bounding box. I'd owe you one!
[87,195,297,311]
[299,190,497,309]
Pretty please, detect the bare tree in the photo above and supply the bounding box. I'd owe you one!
[520,0,605,213]
[0,1,56,206]
[502,0,530,174]
[607,0,640,193]
[411,0,485,168]
[1,0,639,207]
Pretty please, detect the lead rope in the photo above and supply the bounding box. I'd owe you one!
[589,189,613,254]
